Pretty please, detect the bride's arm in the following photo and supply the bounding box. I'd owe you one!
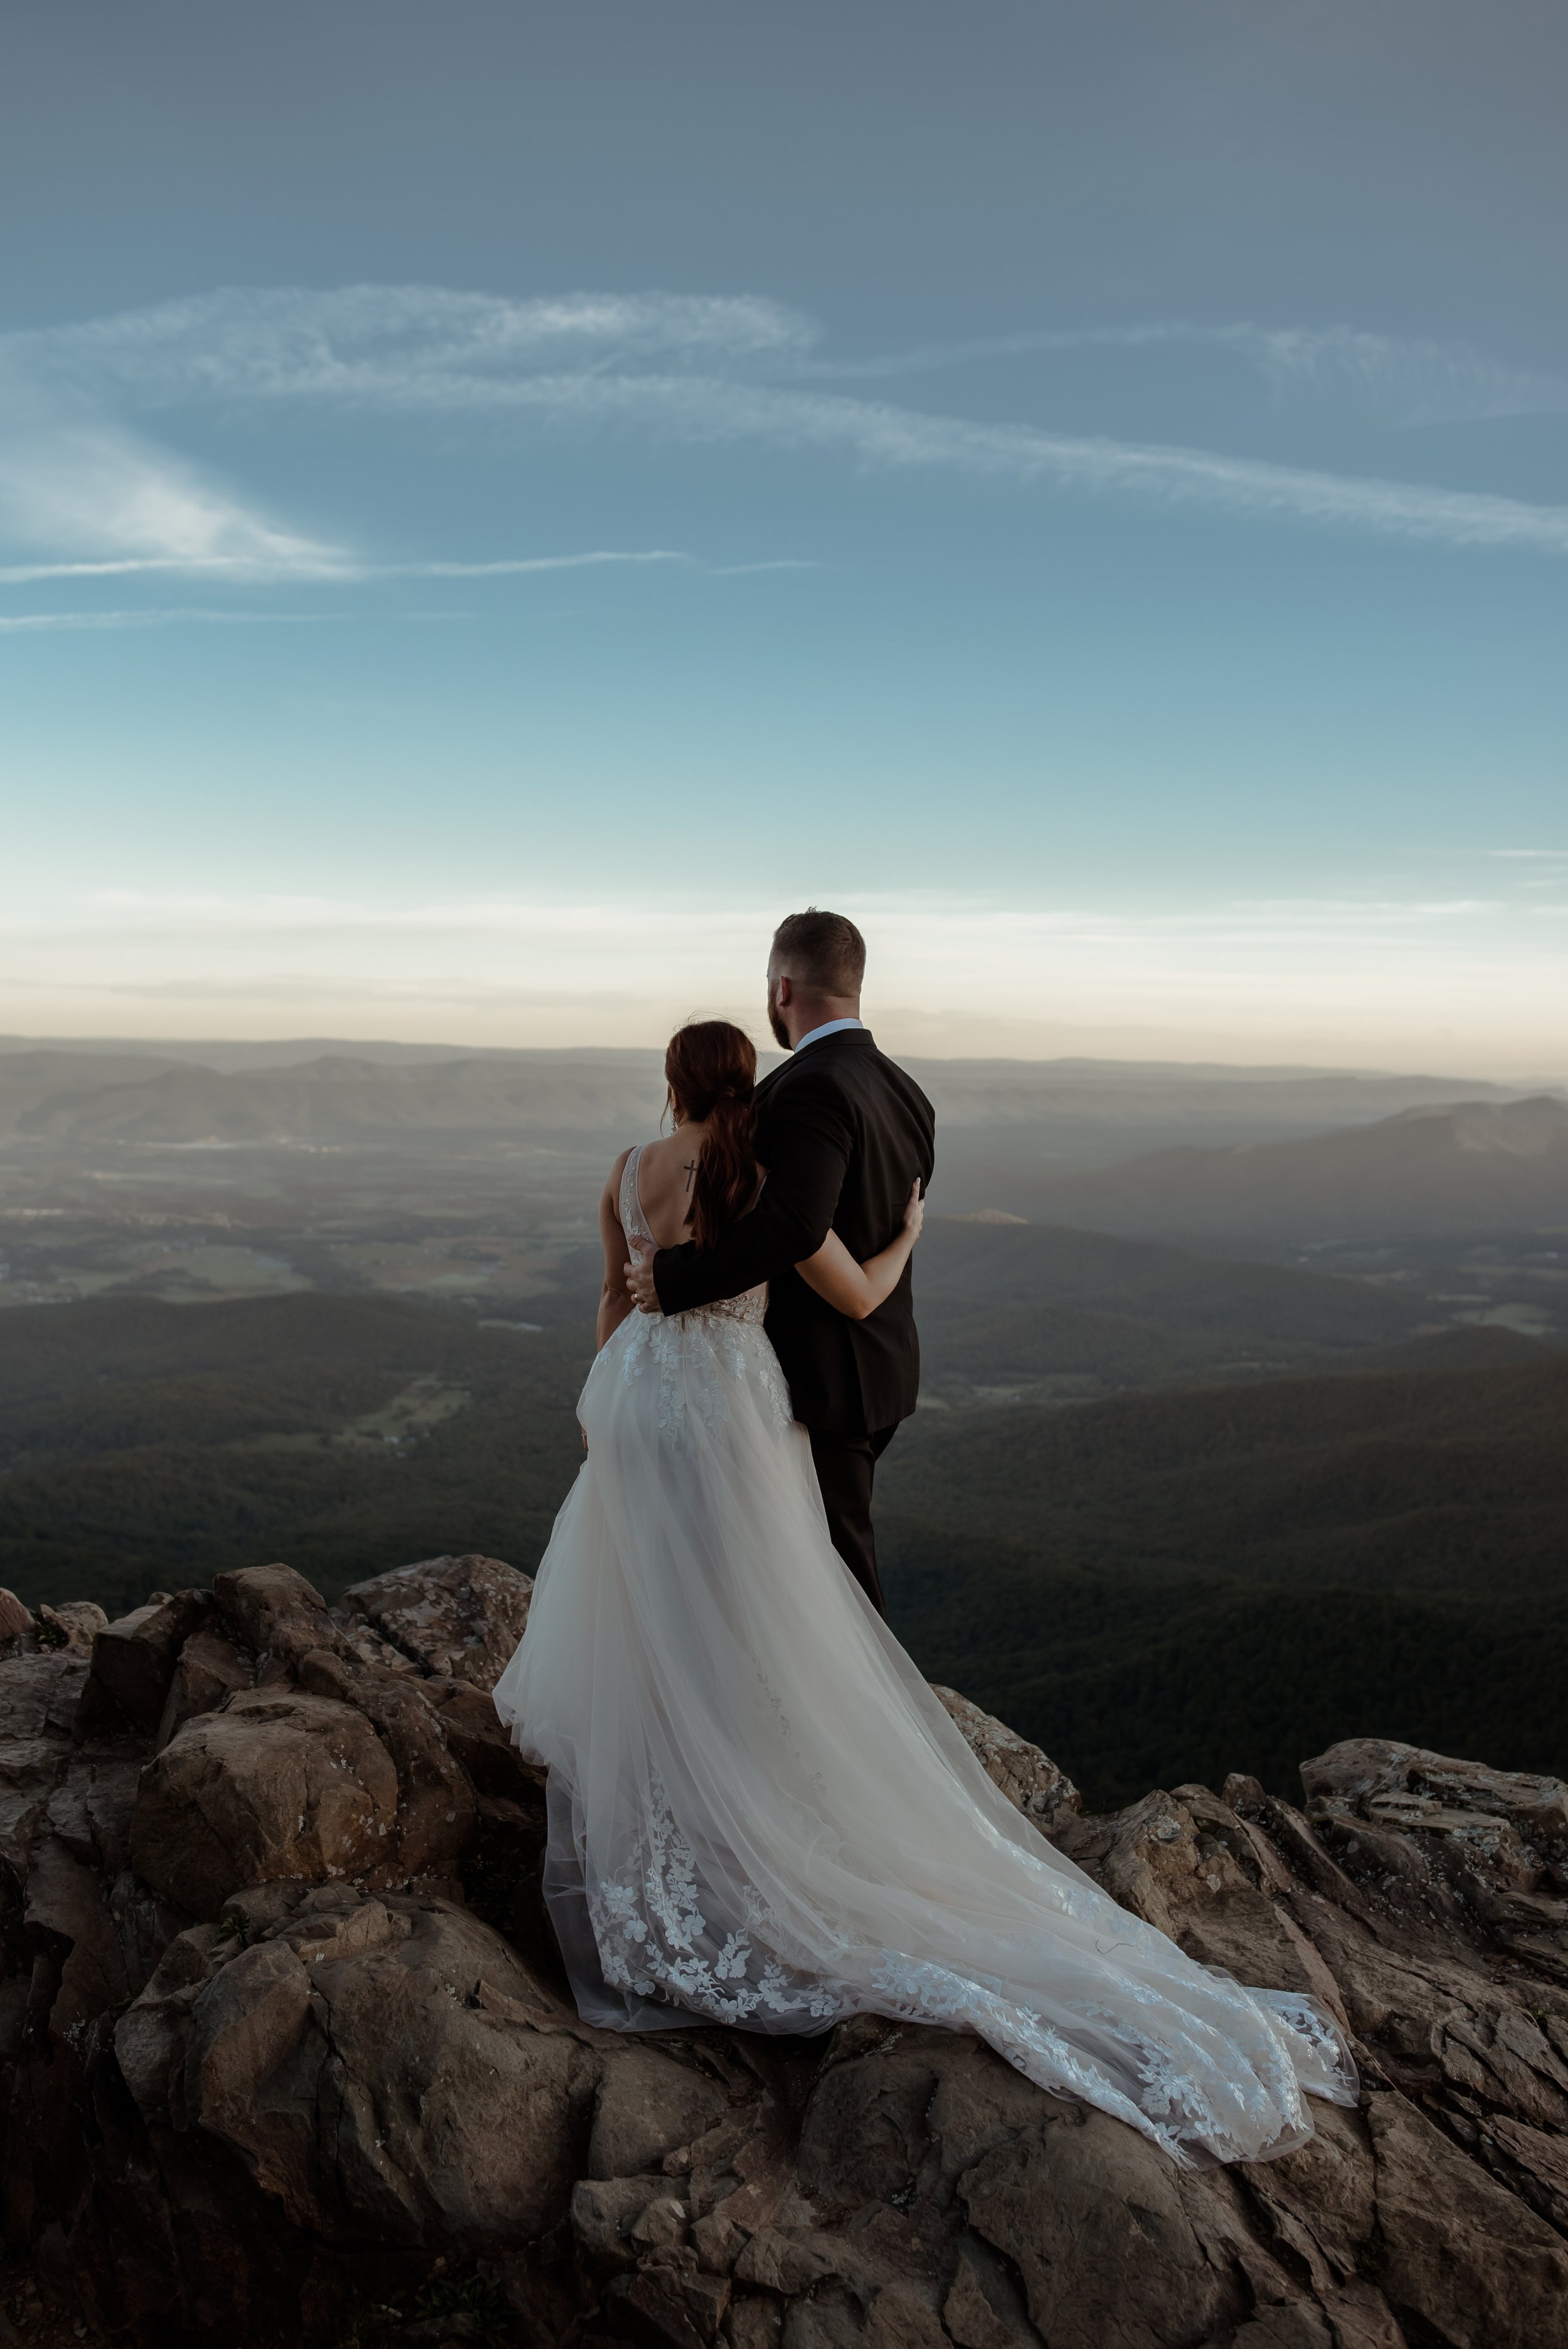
[796,1180,924,1321]
[596,1150,636,1349]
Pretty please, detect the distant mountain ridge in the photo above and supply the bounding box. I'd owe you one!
[1,1038,1550,1162]
[0,1052,672,1143]
[1029,1094,1568,1239]
[4,1031,1553,1090]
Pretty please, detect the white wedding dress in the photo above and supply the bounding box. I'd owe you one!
[492,1146,1357,2166]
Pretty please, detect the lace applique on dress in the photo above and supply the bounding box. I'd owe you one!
[581,1791,1315,2164]
[612,1143,790,1445]
[588,1774,847,2025]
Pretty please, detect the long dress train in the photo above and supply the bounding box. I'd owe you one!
[492,1147,1357,2167]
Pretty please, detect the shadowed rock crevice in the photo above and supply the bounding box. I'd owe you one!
[0,1557,1563,2346]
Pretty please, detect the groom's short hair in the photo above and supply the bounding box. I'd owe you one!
[772,908,866,999]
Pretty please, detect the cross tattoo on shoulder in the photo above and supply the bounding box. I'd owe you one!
[683,1159,697,1192]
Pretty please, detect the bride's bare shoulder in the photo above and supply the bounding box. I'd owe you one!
[635,1132,683,1174]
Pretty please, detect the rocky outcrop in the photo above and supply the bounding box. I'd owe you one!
[0,1562,1565,2349]
[930,1685,1080,1830]
[336,1553,535,1687]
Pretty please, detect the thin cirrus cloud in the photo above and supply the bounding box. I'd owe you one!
[4,285,1568,584]
[483,371,1568,555]
[802,322,1568,428]
[0,606,342,633]
[15,287,1568,427]
[1,288,816,410]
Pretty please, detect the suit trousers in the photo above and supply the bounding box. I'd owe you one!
[808,1423,900,1618]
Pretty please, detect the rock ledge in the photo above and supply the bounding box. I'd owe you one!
[0,1561,1564,2348]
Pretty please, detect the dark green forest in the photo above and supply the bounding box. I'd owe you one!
[885,1350,1568,1598]
[1,1254,1564,1812]
[879,1352,1568,1803]
[882,1534,1568,1809]
[911,1214,1426,1401]
[0,1291,593,1620]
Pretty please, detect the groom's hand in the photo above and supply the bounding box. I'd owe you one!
[625,1254,661,1313]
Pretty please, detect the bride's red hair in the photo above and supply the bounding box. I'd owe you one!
[664,1021,758,1249]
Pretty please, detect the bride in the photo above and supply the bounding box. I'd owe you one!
[492,1019,1356,2166]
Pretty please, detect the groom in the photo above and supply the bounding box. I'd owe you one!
[626,908,935,1617]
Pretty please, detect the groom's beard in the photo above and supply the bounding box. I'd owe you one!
[766,987,791,1049]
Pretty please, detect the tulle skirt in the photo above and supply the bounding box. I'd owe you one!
[492,1301,1357,2165]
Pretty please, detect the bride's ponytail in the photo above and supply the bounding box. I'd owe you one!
[664,1021,758,1249]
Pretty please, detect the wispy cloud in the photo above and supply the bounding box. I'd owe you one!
[480,372,1568,554]
[1219,326,1568,427]
[4,285,1568,579]
[709,559,820,576]
[4,288,815,413]
[0,556,337,585]
[802,322,1568,427]
[0,396,693,587]
[0,607,336,634]
[0,408,353,582]
[16,290,1565,428]
[0,320,718,586]
[0,546,692,587]
[375,550,689,578]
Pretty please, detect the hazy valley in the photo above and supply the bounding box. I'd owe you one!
[2,1032,1564,1809]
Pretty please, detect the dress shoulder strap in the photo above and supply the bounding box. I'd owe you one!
[620,1143,652,1247]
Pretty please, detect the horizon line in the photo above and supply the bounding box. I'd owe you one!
[1,1026,1561,1092]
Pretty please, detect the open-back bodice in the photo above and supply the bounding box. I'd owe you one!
[620,1143,768,1325]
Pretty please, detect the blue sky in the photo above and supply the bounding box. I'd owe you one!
[3,0,1565,1071]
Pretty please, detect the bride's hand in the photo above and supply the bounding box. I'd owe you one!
[901,1178,924,1243]
[625,1244,661,1314]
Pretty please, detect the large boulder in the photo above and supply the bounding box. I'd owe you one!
[38,1599,107,1653]
[1300,1737,1568,1842]
[131,1687,401,1918]
[0,1588,35,1656]
[86,1588,213,1732]
[116,1882,600,2250]
[334,1554,534,1690]
[154,1623,255,1748]
[1300,1736,1568,1983]
[211,1561,344,1674]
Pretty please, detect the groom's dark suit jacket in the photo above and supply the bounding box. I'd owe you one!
[652,1028,936,1436]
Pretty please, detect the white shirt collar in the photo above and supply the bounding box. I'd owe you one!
[793,1016,864,1053]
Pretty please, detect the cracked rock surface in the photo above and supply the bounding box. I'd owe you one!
[0,1559,1564,2347]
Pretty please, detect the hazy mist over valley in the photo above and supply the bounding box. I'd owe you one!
[3,1032,1563,1806]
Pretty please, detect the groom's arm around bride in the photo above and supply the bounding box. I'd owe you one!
[633,909,935,1616]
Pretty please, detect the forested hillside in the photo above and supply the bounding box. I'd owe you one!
[2,1265,1564,1806]
[0,1290,593,1621]
[881,1354,1568,1803]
